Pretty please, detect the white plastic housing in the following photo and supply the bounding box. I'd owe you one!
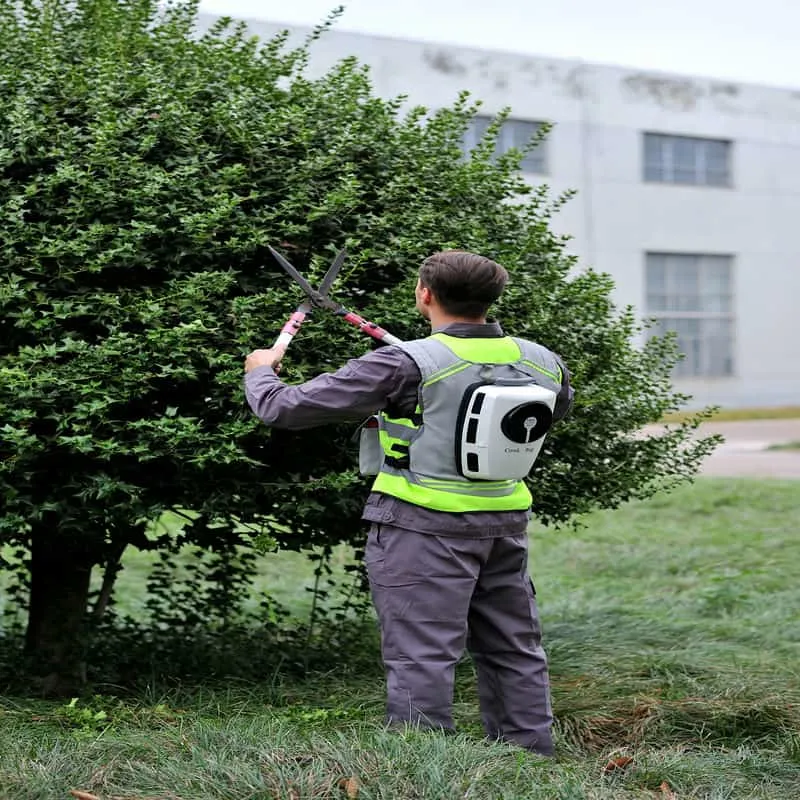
[458,384,557,481]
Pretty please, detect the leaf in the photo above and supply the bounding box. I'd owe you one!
[602,755,634,772]
[339,776,361,798]
[70,791,101,800]
[657,781,676,798]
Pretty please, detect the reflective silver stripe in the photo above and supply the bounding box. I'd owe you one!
[381,465,522,497]
[417,476,517,490]
[422,361,472,388]
[521,359,560,383]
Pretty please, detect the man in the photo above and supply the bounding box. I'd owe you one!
[244,250,573,756]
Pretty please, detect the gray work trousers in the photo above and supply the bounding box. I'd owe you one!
[364,523,554,755]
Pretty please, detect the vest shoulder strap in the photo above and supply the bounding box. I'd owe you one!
[398,335,562,384]
[395,338,460,381]
[511,337,563,383]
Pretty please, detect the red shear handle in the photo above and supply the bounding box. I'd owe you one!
[274,308,308,348]
[338,310,403,345]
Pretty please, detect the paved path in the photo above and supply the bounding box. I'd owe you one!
[675,419,800,478]
[697,419,800,478]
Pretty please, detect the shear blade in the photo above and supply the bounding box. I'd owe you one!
[268,245,319,298]
[318,248,347,296]
[269,245,347,310]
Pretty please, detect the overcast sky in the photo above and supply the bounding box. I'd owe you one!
[197,0,800,89]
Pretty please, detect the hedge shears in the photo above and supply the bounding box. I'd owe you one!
[270,246,402,349]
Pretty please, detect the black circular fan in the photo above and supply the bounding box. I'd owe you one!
[500,403,553,444]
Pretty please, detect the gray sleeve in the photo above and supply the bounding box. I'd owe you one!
[552,354,574,422]
[244,346,421,430]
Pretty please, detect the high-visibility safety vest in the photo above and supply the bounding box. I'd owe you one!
[359,333,563,513]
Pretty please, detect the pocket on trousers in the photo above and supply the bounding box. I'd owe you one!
[365,526,423,589]
[364,523,384,569]
[523,576,543,641]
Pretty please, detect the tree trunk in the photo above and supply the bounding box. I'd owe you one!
[91,542,127,625]
[24,530,95,697]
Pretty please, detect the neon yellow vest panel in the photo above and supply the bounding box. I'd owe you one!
[364,334,562,513]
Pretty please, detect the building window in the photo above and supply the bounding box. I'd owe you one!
[643,133,731,187]
[645,253,735,377]
[463,115,547,174]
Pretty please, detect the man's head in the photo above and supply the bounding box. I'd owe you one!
[415,250,509,322]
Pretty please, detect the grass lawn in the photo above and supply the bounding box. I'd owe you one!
[662,406,800,423]
[1,479,799,799]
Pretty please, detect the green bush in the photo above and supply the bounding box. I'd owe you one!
[0,0,717,693]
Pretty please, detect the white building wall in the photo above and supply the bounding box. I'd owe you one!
[197,14,800,409]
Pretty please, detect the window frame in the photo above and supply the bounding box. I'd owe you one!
[645,252,736,378]
[643,132,733,188]
[463,115,548,175]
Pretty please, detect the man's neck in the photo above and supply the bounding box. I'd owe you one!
[428,313,487,330]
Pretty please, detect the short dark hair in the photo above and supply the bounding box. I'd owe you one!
[419,250,508,318]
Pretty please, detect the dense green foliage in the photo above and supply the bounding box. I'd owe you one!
[0,0,717,687]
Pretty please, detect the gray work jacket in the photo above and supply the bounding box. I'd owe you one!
[245,322,573,538]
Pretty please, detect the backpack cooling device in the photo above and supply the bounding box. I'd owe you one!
[455,383,557,481]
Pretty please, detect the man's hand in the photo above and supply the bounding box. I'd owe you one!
[245,345,286,374]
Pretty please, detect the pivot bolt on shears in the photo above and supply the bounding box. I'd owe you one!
[269,245,403,349]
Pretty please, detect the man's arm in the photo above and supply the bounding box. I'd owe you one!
[244,347,420,430]
[552,355,574,422]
